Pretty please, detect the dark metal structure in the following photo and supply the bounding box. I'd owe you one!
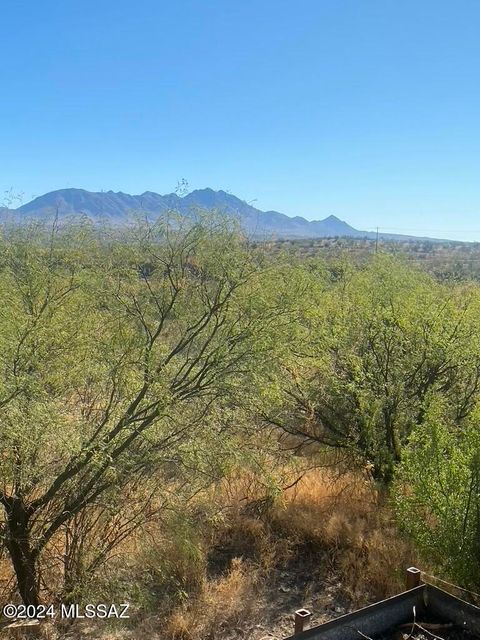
[284,583,480,640]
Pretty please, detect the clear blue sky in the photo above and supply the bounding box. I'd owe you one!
[2,0,480,240]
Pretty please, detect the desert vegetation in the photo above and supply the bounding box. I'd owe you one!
[1,214,480,638]
[269,236,480,282]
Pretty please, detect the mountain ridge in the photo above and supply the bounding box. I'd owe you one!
[1,187,446,241]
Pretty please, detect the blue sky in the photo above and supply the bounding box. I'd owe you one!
[1,0,480,240]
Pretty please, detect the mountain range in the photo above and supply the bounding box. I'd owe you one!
[0,187,440,241]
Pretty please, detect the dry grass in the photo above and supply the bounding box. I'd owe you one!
[152,467,416,638]
[0,466,417,640]
[166,558,259,639]
[270,468,413,602]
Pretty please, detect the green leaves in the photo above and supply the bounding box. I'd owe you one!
[0,216,295,572]
[394,404,480,588]
[272,254,480,482]
[4,218,480,600]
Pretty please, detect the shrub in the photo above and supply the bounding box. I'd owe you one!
[394,403,480,589]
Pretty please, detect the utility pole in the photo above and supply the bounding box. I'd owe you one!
[375,227,379,254]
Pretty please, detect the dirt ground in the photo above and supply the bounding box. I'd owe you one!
[2,560,359,640]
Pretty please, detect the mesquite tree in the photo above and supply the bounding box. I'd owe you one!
[267,256,480,482]
[0,216,282,605]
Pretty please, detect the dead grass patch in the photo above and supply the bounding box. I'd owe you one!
[270,468,415,603]
[0,466,417,639]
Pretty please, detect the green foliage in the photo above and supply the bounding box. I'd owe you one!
[271,254,480,482]
[3,218,480,603]
[394,403,480,588]
[0,215,298,604]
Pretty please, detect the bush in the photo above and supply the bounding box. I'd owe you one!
[394,403,480,589]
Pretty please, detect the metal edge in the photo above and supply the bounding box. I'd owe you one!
[283,585,426,640]
[425,584,480,635]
